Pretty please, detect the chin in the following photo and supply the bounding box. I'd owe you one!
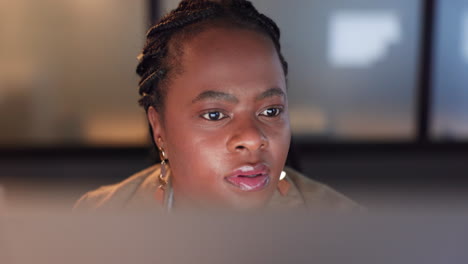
[221,190,275,211]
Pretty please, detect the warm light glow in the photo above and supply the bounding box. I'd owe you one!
[328,11,401,68]
[83,113,148,146]
[0,0,147,145]
[289,106,327,135]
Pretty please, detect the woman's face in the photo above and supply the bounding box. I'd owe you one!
[149,27,291,210]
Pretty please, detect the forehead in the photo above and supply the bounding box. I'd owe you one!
[182,26,275,61]
[170,26,285,95]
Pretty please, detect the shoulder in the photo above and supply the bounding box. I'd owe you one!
[284,167,363,211]
[73,164,160,211]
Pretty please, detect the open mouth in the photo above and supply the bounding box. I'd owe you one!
[224,165,270,191]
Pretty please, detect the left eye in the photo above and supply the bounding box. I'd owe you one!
[260,108,282,117]
[201,111,227,121]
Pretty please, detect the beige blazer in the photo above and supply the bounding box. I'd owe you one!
[74,164,361,212]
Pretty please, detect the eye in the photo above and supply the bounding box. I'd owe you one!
[201,111,227,121]
[260,107,282,117]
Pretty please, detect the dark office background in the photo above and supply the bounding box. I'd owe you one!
[1,0,467,210]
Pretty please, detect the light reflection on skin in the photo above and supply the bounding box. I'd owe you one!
[147,27,291,210]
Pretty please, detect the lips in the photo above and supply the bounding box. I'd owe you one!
[224,164,270,191]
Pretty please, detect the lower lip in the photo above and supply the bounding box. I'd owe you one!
[224,174,270,191]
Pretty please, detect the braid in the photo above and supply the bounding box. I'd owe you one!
[136,0,288,113]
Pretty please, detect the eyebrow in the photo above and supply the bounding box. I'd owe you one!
[255,87,286,101]
[192,90,239,104]
[191,87,286,104]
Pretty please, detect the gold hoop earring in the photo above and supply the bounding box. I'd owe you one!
[154,146,173,211]
[158,147,169,190]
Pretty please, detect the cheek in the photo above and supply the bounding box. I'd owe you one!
[167,132,232,205]
[165,116,224,161]
[266,118,291,158]
[163,116,227,186]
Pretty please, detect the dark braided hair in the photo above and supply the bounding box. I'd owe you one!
[136,0,288,115]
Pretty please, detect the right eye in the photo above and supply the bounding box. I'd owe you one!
[201,111,227,121]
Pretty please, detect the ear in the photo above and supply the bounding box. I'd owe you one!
[147,106,165,149]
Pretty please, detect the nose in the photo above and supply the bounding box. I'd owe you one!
[227,118,268,153]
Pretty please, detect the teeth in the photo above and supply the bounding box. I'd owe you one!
[238,166,255,173]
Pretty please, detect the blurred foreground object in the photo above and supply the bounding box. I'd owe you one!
[1,211,468,264]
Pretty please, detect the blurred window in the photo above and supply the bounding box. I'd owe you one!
[0,0,148,146]
[4,0,467,146]
[431,0,468,140]
[251,0,421,141]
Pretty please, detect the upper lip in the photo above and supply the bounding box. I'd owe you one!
[225,163,270,178]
